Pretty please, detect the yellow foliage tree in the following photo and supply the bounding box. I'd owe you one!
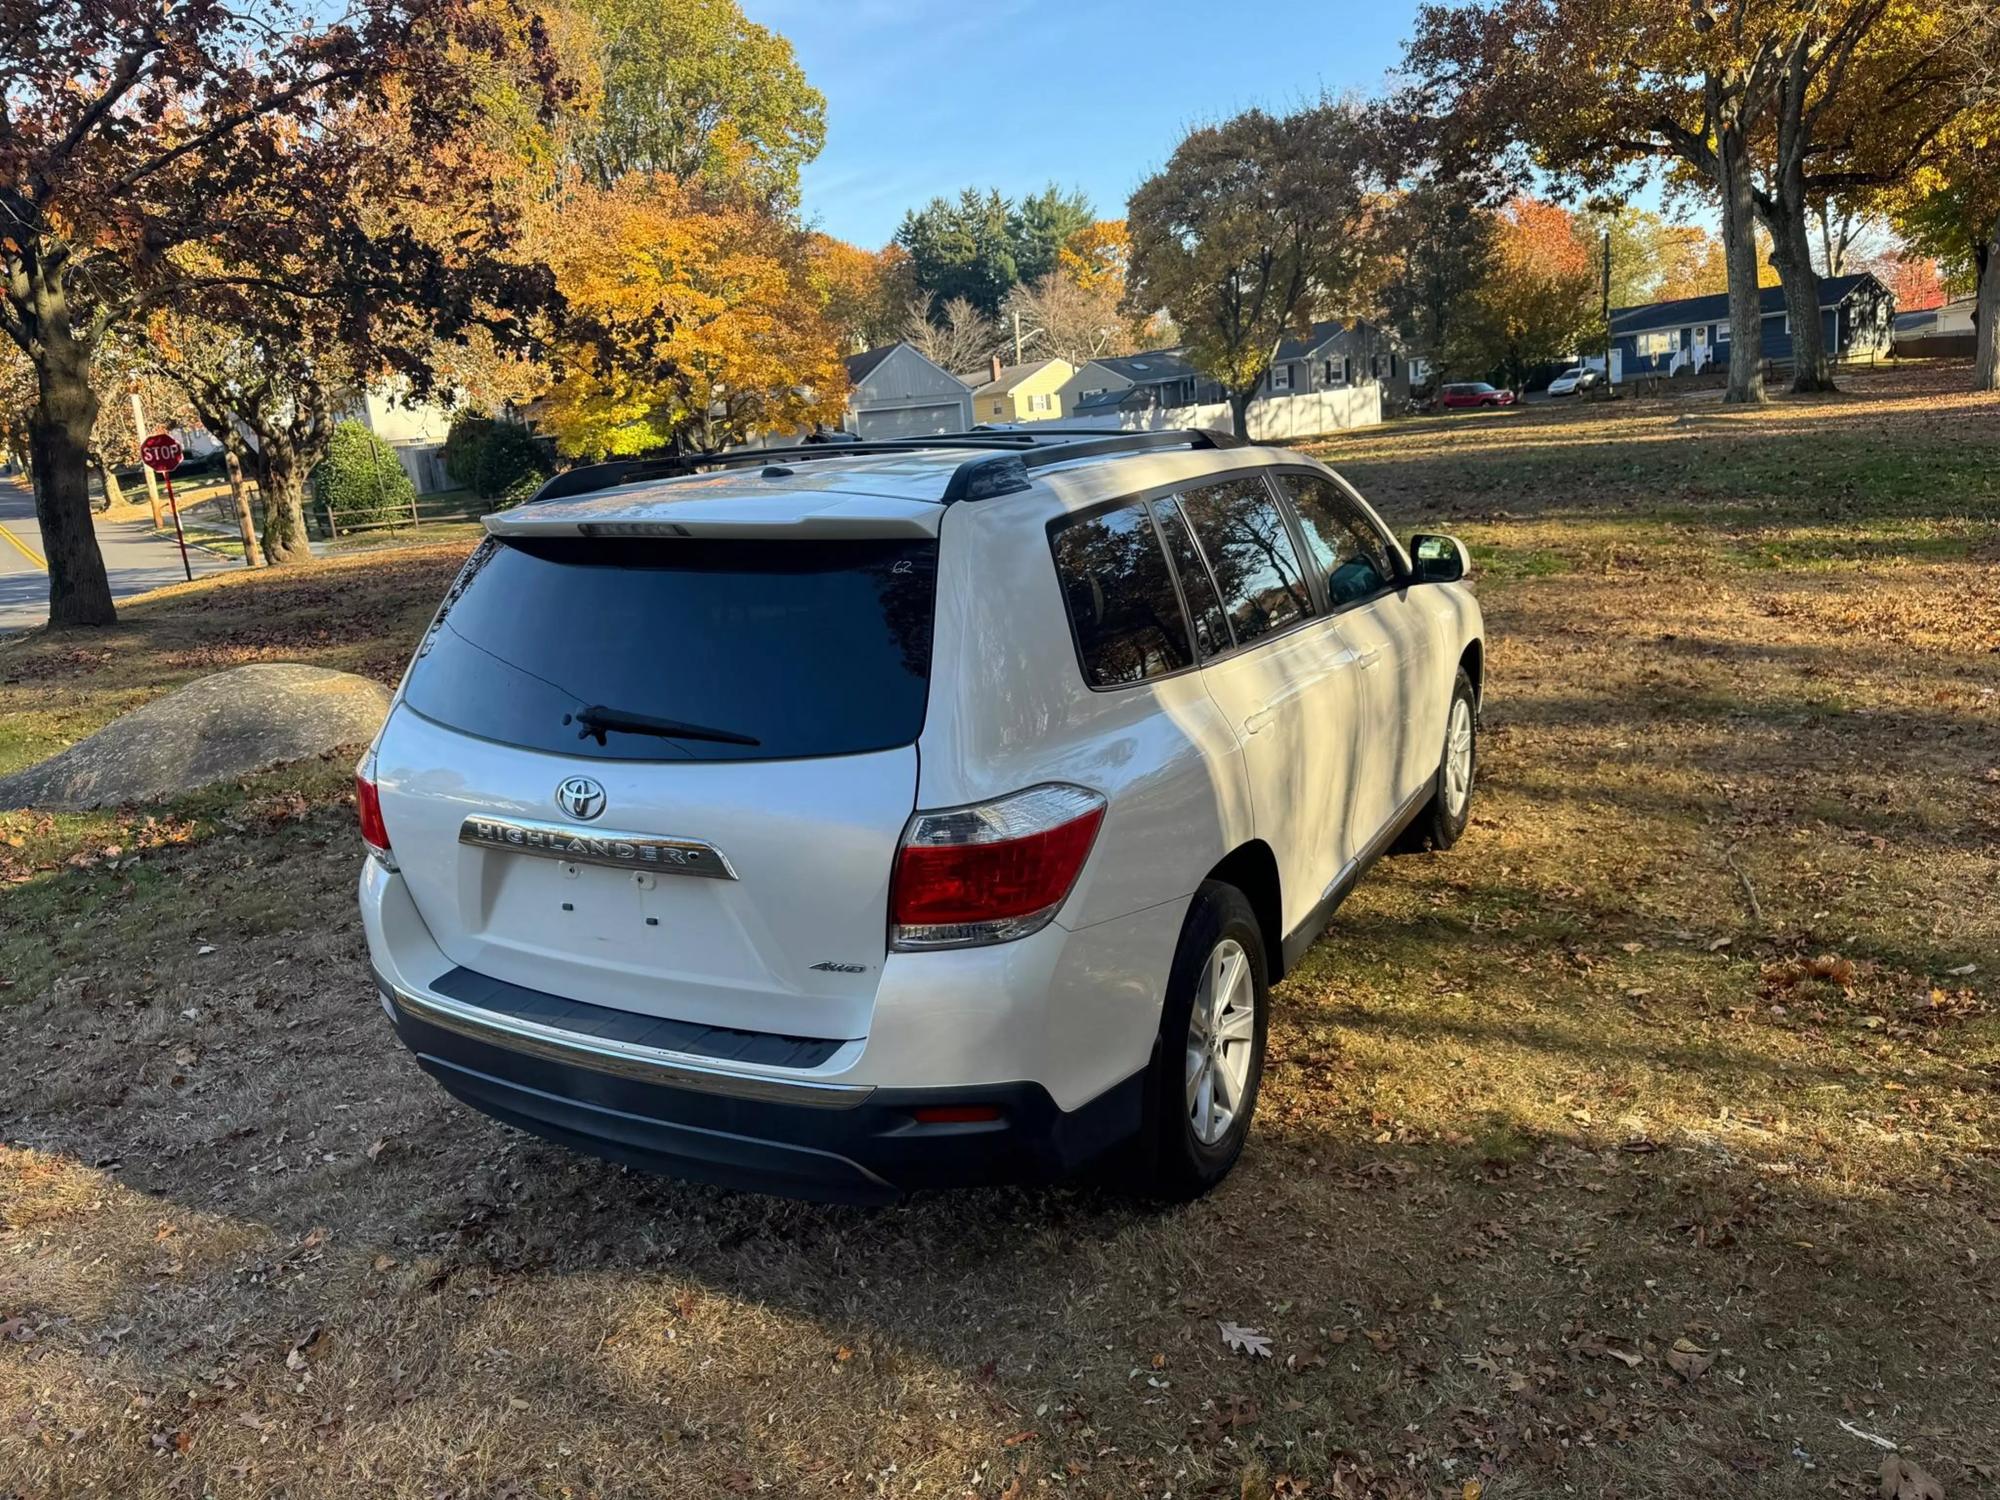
[1058,220,1130,299]
[539,178,848,458]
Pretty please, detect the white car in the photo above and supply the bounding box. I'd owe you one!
[356,430,1484,1202]
[1546,367,1600,397]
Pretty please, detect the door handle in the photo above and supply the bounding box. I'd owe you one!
[1244,708,1276,736]
[1355,647,1386,671]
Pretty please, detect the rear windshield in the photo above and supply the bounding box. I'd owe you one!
[401,535,938,762]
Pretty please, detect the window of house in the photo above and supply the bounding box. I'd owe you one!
[1370,354,1383,378]
[1271,364,1293,392]
[1050,502,1193,687]
[1175,478,1314,646]
[1030,392,1052,412]
[1715,321,1730,342]
[1274,473,1397,608]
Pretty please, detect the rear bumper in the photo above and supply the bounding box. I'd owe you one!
[377,973,1145,1204]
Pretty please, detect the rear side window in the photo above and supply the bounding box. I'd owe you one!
[1176,477,1314,646]
[1051,502,1192,686]
[1278,473,1397,607]
[1149,498,1230,658]
[401,535,937,762]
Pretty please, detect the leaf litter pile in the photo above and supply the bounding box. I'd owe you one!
[3,365,1998,1498]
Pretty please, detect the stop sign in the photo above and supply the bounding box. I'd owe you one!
[140,431,184,474]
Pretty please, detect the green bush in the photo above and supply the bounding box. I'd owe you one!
[441,411,552,508]
[312,421,416,527]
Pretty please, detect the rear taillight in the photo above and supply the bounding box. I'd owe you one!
[355,769,395,869]
[890,784,1105,950]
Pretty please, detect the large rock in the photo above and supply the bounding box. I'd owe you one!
[0,663,392,811]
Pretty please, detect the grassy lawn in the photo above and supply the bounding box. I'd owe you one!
[3,363,1998,1498]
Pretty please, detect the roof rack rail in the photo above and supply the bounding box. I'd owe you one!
[938,428,1243,503]
[526,426,1245,506]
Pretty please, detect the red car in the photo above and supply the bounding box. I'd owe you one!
[1438,381,1517,410]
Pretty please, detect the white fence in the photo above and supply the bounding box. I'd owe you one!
[1062,384,1383,439]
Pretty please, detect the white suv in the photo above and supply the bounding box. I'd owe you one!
[356,430,1483,1202]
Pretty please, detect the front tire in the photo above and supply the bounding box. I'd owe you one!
[1406,667,1478,852]
[1141,882,1269,1199]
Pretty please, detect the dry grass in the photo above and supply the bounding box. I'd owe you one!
[4,364,1999,1499]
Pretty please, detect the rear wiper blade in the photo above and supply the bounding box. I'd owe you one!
[568,705,761,748]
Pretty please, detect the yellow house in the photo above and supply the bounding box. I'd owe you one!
[969,358,1076,424]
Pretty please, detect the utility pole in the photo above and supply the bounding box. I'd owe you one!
[1602,230,1614,393]
[1012,310,1023,364]
[129,389,163,525]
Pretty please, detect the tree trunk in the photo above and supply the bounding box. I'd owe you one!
[1764,187,1834,394]
[1227,387,1254,441]
[253,441,314,564]
[29,329,117,627]
[94,453,126,512]
[1715,122,1766,406]
[1977,208,2000,393]
[222,439,266,568]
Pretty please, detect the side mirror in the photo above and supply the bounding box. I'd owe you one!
[1408,533,1471,584]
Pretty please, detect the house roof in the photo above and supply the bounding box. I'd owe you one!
[1610,273,1882,335]
[969,358,1072,398]
[1085,350,1200,385]
[842,344,902,384]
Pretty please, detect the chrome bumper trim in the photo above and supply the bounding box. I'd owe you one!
[458,815,738,880]
[386,985,871,1110]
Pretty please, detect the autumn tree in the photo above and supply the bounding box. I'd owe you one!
[1058,221,1132,299]
[1000,272,1136,366]
[1455,198,1606,387]
[807,237,908,352]
[568,0,825,204]
[537,177,845,458]
[1885,0,2000,387]
[1408,0,1807,403]
[1378,176,1498,389]
[1126,101,1387,438]
[0,0,564,625]
[898,296,997,376]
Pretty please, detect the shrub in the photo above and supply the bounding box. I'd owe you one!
[312,421,415,527]
[441,411,552,508]
[474,421,554,508]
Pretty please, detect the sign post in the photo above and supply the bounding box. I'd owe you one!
[140,431,192,582]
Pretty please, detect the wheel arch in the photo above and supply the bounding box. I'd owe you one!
[1201,841,1284,983]
[1459,637,1484,707]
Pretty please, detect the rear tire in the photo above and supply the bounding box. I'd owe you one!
[1140,882,1268,1199]
[1404,667,1478,852]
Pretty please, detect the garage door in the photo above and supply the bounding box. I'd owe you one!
[855,403,965,440]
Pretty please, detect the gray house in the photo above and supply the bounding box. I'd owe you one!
[1065,351,1224,417]
[1264,319,1412,407]
[1067,323,1410,417]
[841,344,974,439]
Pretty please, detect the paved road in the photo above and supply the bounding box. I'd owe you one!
[0,475,236,632]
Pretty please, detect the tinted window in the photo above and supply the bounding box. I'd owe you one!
[1279,473,1397,607]
[401,535,937,762]
[1052,503,1192,686]
[1176,478,1313,646]
[1149,498,1231,658]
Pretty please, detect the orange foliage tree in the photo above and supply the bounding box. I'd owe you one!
[1457,198,1604,387]
[539,178,847,458]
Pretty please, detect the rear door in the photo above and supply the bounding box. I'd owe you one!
[1165,477,1364,936]
[1276,471,1443,831]
[371,531,939,1041]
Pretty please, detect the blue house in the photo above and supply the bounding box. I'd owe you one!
[1609,272,1895,379]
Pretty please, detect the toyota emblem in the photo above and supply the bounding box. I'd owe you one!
[554,775,608,822]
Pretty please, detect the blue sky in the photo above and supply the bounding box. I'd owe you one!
[746,0,1421,249]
